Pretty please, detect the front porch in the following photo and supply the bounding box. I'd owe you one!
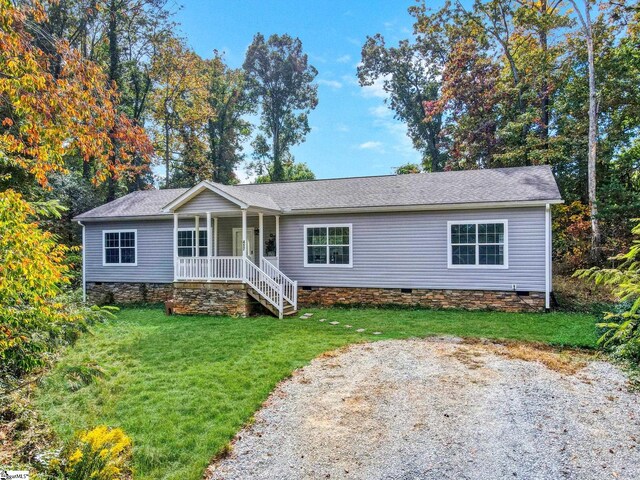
[170,203,296,318]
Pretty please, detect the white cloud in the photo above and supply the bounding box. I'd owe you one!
[369,105,391,118]
[335,123,350,133]
[336,54,351,64]
[341,74,359,87]
[317,79,343,89]
[359,141,384,151]
[361,76,388,99]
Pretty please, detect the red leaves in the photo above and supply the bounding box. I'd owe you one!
[0,0,152,188]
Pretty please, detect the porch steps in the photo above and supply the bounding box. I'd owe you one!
[247,287,297,318]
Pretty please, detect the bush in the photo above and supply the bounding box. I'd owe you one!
[0,190,118,385]
[575,220,640,363]
[50,426,132,480]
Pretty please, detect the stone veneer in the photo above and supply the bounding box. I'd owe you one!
[86,282,173,305]
[87,282,545,314]
[171,281,252,316]
[297,286,545,312]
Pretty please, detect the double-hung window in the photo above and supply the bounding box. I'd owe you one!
[177,229,208,257]
[103,230,137,265]
[304,224,352,267]
[448,220,507,268]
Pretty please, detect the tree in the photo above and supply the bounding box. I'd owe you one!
[149,36,212,187]
[567,0,600,260]
[358,35,445,172]
[205,52,252,184]
[243,33,318,182]
[256,160,315,183]
[0,0,151,189]
[395,163,422,174]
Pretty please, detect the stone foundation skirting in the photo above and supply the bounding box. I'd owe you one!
[86,282,173,305]
[297,286,545,312]
[172,281,251,316]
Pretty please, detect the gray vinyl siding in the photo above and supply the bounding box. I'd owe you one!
[84,207,546,291]
[278,207,546,292]
[84,215,277,283]
[85,219,174,283]
[177,189,239,214]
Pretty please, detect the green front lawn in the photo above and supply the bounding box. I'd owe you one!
[35,307,597,480]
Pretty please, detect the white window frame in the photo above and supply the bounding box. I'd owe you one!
[177,227,208,257]
[102,229,137,266]
[303,223,353,268]
[447,220,508,269]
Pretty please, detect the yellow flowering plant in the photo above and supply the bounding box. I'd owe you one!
[55,426,132,480]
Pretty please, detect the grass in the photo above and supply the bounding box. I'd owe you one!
[35,306,598,480]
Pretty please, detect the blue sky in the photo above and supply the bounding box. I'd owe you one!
[173,0,443,181]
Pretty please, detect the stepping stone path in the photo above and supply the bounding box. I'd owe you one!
[319,319,326,322]
[329,321,340,325]
[299,313,313,319]
[356,329,366,333]
[372,332,382,335]
[344,325,352,328]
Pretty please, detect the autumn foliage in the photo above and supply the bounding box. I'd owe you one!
[0,0,152,188]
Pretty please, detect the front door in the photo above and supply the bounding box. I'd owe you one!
[233,228,255,261]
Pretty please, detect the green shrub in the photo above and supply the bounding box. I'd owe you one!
[575,220,640,362]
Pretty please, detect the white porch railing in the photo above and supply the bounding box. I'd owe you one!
[175,256,243,281]
[260,258,297,311]
[174,255,296,318]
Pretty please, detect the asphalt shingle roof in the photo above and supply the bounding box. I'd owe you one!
[74,165,562,220]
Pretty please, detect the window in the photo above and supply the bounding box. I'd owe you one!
[103,230,136,265]
[448,220,507,268]
[304,224,352,267]
[177,229,208,257]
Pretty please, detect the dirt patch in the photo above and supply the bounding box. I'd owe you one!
[208,338,640,480]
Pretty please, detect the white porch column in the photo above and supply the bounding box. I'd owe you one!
[194,215,200,257]
[206,212,212,280]
[173,213,178,281]
[258,212,264,264]
[213,217,218,256]
[241,209,248,280]
[275,215,280,265]
[242,209,247,257]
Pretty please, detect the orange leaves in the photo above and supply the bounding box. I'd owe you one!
[0,0,152,188]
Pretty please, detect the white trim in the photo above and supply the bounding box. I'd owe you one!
[447,220,508,270]
[545,204,551,309]
[162,181,250,212]
[259,212,264,261]
[173,214,178,281]
[213,217,218,256]
[285,200,563,216]
[78,221,86,302]
[194,216,200,258]
[303,223,353,268]
[275,215,280,261]
[102,229,138,266]
[206,212,212,257]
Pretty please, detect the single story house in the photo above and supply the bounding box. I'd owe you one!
[75,165,563,317]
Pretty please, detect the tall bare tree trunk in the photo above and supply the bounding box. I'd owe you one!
[570,0,601,261]
[106,0,120,202]
[584,2,600,260]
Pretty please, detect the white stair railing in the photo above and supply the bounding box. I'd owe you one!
[260,258,297,311]
[243,257,284,318]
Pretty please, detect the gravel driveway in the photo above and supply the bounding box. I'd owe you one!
[208,338,640,480]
